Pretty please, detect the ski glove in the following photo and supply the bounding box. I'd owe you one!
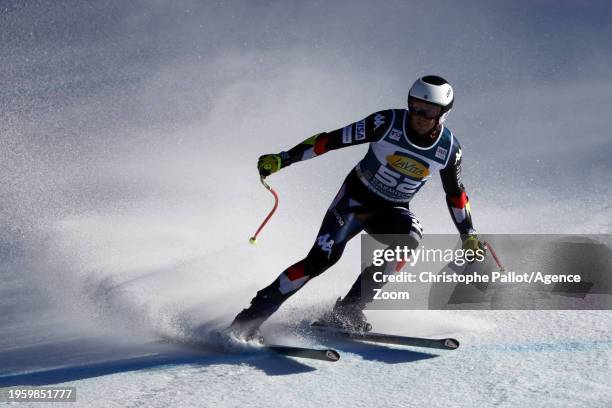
[257,152,290,177]
[461,233,485,262]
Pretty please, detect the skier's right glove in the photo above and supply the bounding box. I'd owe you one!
[257,152,291,177]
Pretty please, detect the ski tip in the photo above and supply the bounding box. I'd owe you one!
[325,349,341,361]
[444,338,460,349]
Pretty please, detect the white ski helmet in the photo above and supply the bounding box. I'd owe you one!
[408,75,454,124]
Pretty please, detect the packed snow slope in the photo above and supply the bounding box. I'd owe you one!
[1,1,611,407]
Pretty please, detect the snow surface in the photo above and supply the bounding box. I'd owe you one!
[1,308,611,407]
[1,1,612,407]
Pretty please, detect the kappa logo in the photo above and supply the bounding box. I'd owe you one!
[387,154,430,179]
[435,146,448,160]
[374,114,386,130]
[317,234,334,258]
[454,148,462,165]
[389,128,403,141]
[355,120,366,140]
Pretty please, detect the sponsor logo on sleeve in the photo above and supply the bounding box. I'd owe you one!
[435,146,448,160]
[454,148,462,165]
[355,120,366,140]
[374,113,386,130]
[342,126,352,144]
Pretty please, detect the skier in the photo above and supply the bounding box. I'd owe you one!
[230,75,483,340]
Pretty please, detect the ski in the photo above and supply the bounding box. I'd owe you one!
[312,323,460,350]
[264,343,340,362]
[160,335,340,362]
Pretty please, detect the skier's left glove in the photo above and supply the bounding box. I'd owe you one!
[461,233,485,262]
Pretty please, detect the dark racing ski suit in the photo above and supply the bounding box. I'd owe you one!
[232,108,476,332]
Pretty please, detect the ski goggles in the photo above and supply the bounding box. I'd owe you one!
[408,102,442,119]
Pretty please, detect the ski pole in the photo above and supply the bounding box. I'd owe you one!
[249,176,279,245]
[483,241,505,272]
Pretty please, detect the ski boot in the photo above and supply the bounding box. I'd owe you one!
[228,309,265,344]
[227,283,286,343]
[313,297,372,332]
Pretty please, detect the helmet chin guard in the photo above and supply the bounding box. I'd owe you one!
[408,75,454,125]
